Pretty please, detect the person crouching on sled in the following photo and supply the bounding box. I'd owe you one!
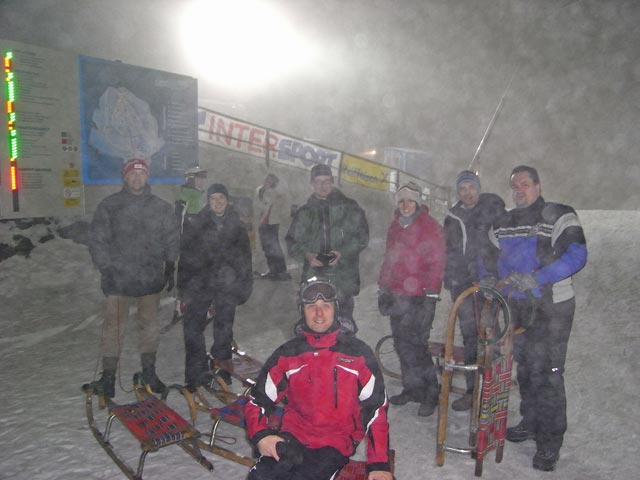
[245,278,393,480]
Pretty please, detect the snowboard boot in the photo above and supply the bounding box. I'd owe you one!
[141,352,166,394]
[451,391,474,411]
[506,420,536,442]
[83,356,117,398]
[389,390,420,406]
[418,384,440,417]
[532,449,560,471]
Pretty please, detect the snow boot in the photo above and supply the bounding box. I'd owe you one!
[389,390,420,406]
[506,420,536,442]
[451,391,474,411]
[84,356,117,398]
[418,384,440,417]
[533,449,560,471]
[141,353,166,394]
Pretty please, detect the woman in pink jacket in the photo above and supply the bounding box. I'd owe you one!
[378,182,446,417]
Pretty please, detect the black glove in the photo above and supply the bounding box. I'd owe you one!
[164,261,175,292]
[377,288,394,316]
[275,433,304,468]
[507,272,538,292]
[479,275,497,289]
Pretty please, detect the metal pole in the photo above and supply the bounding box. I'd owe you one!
[468,74,515,172]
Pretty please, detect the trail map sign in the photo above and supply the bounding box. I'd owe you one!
[0,38,198,219]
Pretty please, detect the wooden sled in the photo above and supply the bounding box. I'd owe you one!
[435,284,513,477]
[82,379,213,479]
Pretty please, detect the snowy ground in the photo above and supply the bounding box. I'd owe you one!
[0,210,639,479]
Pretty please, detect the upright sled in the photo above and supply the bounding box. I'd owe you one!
[435,284,513,477]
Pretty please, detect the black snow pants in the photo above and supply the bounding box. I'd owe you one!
[389,295,439,403]
[511,296,575,452]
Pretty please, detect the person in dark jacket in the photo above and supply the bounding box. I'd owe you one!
[178,183,253,389]
[245,278,392,480]
[377,182,446,417]
[485,165,587,472]
[286,164,369,325]
[443,170,505,411]
[86,158,180,398]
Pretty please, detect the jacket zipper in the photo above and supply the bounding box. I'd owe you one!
[333,366,338,408]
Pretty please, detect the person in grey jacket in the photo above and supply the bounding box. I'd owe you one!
[86,158,180,398]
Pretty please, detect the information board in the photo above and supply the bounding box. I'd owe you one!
[1,38,84,218]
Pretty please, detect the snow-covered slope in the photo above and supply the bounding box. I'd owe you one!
[0,210,638,479]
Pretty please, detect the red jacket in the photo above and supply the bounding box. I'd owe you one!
[378,206,445,295]
[245,324,391,472]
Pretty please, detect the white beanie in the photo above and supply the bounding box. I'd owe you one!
[396,182,422,205]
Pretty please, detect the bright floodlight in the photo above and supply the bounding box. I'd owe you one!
[180,0,318,92]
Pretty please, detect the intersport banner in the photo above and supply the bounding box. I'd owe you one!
[341,154,394,191]
[198,109,341,174]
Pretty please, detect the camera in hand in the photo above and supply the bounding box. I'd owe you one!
[316,252,336,266]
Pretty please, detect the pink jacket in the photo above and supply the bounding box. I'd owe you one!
[378,206,445,295]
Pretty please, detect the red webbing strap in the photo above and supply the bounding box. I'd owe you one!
[110,396,196,448]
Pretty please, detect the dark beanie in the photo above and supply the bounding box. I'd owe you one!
[456,170,481,190]
[310,163,333,180]
[207,183,229,198]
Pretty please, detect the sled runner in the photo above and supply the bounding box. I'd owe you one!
[82,379,213,479]
[375,335,467,395]
[435,283,513,477]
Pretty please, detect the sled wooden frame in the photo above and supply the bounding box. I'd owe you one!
[435,283,513,477]
[375,335,468,395]
[83,382,214,480]
[164,344,396,479]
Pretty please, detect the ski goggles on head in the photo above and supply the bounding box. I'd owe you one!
[300,277,337,304]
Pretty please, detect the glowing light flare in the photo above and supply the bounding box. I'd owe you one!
[179,0,320,91]
[10,163,17,190]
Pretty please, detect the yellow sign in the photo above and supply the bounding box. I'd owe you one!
[340,154,394,191]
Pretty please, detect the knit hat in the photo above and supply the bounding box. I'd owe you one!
[456,170,481,191]
[122,158,149,177]
[396,182,422,204]
[207,183,229,199]
[310,163,333,181]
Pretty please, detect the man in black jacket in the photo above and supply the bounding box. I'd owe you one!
[178,183,253,390]
[443,170,505,411]
[87,158,180,398]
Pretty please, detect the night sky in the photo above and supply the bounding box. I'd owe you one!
[1,0,638,209]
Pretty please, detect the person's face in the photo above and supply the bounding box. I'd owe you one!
[209,192,228,215]
[398,199,418,217]
[510,171,541,208]
[194,174,206,190]
[303,299,335,333]
[458,181,481,209]
[124,169,148,195]
[311,175,334,199]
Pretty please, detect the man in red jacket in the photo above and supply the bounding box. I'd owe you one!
[378,182,446,417]
[245,278,392,480]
